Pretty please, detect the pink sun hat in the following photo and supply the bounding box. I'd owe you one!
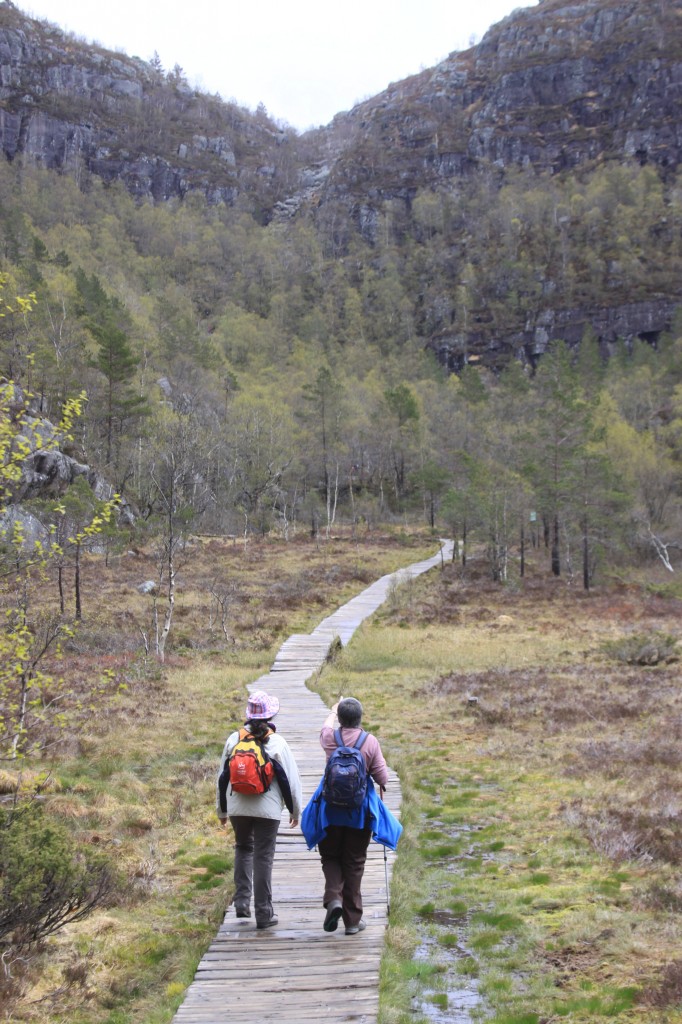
[245,691,280,720]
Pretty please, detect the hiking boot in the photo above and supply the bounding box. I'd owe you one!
[323,900,343,932]
[345,919,366,935]
[256,914,278,930]
[235,906,251,919]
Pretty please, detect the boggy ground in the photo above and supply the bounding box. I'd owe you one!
[0,527,436,1024]
[312,556,682,1024]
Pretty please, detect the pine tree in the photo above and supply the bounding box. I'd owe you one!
[75,270,148,472]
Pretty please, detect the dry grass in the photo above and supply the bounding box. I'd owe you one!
[311,555,682,1023]
[1,526,438,1024]
[6,536,682,1022]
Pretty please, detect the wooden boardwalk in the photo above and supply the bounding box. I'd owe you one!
[173,542,453,1024]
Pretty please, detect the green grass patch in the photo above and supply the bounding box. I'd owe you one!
[552,984,639,1015]
[489,1015,539,1024]
[472,912,522,932]
[421,843,460,859]
[191,853,231,874]
[471,928,503,950]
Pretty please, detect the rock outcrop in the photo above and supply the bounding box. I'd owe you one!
[3,382,134,523]
[430,297,681,372]
[317,0,682,220]
[2,1,680,212]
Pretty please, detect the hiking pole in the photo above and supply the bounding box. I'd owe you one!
[379,784,391,916]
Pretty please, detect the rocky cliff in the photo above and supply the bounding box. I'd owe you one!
[0,2,300,205]
[2,0,680,212]
[0,0,679,368]
[316,0,682,226]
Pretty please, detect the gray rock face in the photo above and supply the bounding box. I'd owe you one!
[319,0,682,223]
[0,505,49,548]
[16,448,94,500]
[0,1,678,375]
[430,297,681,372]
[3,383,135,524]
[0,6,282,206]
[1,0,679,216]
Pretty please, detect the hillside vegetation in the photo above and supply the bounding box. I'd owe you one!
[0,155,680,572]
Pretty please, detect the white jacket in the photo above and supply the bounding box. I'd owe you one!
[216,729,303,821]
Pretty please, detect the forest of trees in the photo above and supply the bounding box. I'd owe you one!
[0,152,679,589]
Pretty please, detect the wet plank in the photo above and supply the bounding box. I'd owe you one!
[172,542,452,1024]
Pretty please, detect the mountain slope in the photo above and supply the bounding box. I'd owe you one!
[315,0,682,231]
[0,0,679,369]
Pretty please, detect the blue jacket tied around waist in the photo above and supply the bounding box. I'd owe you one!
[301,776,403,851]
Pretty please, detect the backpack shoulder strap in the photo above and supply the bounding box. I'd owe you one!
[333,728,344,747]
[227,728,248,756]
[354,730,368,751]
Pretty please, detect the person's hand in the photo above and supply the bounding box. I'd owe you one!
[289,816,299,828]
[218,818,228,829]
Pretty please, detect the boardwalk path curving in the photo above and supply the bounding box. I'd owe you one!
[173,541,453,1024]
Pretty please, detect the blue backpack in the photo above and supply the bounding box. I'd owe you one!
[323,728,368,808]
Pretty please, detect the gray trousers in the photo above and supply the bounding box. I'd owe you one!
[229,816,280,924]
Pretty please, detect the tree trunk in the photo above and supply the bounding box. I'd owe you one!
[582,515,590,591]
[551,515,561,576]
[10,669,30,759]
[157,561,175,663]
[75,542,82,620]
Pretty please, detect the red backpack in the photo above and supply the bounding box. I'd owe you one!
[227,728,275,797]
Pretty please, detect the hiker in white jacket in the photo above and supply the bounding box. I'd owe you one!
[216,690,302,929]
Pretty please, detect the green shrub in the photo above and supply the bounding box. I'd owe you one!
[601,632,680,665]
[0,801,117,949]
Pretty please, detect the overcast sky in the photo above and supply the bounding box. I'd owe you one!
[22,1,539,131]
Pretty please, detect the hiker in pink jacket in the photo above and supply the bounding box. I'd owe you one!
[318,697,389,934]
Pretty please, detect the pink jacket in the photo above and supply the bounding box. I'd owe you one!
[320,726,389,788]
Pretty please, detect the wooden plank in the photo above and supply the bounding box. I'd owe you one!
[175,1005,377,1020]
[171,543,452,1024]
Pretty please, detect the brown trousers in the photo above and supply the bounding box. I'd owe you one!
[318,824,372,928]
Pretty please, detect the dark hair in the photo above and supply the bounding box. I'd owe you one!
[246,719,275,739]
[338,697,363,728]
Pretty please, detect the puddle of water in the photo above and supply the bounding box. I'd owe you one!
[424,909,467,927]
[414,931,481,1022]
[412,804,496,1021]
[415,983,481,1024]
[424,821,482,833]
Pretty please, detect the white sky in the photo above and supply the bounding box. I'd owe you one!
[22,1,539,131]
